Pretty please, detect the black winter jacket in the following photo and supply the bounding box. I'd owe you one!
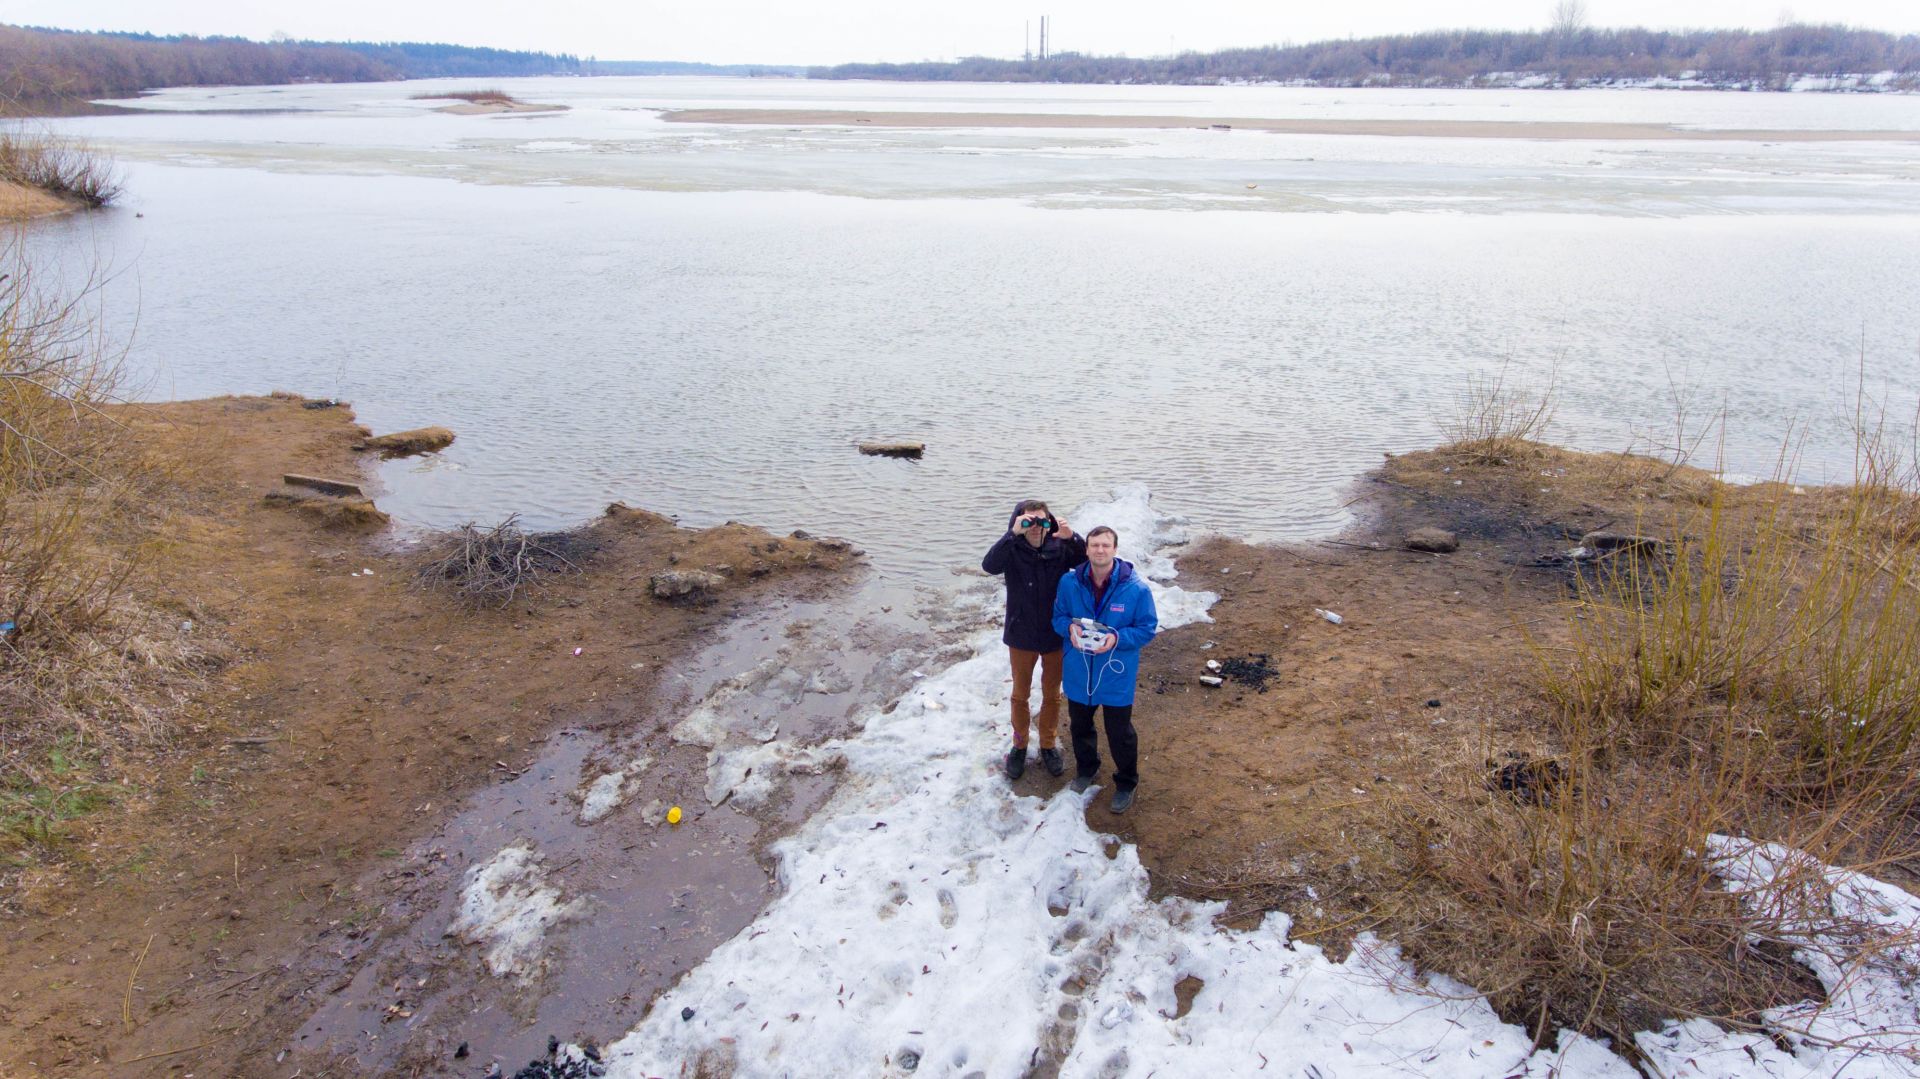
[981,506,1088,652]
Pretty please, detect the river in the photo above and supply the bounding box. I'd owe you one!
[27,75,1920,575]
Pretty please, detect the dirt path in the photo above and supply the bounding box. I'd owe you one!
[0,396,861,1076]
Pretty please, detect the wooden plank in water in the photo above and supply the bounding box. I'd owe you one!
[283,473,364,498]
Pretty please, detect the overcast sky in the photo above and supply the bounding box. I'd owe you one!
[10,1,1919,66]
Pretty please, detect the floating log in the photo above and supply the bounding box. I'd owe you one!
[858,441,925,459]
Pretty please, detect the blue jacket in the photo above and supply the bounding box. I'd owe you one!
[1051,558,1158,707]
[982,506,1087,652]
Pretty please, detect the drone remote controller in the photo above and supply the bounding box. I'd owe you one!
[1073,617,1114,653]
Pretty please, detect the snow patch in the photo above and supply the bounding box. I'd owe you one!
[670,655,787,748]
[578,755,653,823]
[706,740,842,808]
[447,844,579,980]
[1635,836,1920,1074]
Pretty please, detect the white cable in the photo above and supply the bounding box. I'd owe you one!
[1082,645,1127,702]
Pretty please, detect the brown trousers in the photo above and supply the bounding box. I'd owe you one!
[1008,647,1064,749]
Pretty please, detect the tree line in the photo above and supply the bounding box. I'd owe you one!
[0,24,580,109]
[810,24,1920,89]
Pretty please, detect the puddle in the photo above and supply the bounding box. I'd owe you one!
[287,571,993,1073]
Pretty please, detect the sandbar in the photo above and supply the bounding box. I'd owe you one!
[434,100,569,115]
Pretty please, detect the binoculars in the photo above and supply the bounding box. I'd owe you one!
[1018,516,1055,531]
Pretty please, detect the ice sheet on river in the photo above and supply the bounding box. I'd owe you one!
[596,485,1920,1077]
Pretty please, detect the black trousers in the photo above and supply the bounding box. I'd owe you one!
[1068,700,1137,792]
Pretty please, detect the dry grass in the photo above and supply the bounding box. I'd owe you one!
[1555,429,1920,805]
[1316,381,1920,1062]
[0,126,120,208]
[0,180,68,220]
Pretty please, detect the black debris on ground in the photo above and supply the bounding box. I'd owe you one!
[509,1038,606,1079]
[1219,654,1280,692]
[531,526,606,567]
[1486,751,1567,805]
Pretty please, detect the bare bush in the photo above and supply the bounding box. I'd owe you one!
[415,514,582,607]
[1556,419,1920,799]
[409,88,520,105]
[1413,402,1920,1056]
[0,242,210,858]
[0,242,135,643]
[1337,395,1920,1063]
[1436,361,1557,463]
[0,126,122,208]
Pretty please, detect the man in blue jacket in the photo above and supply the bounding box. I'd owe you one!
[1052,525,1159,814]
[981,500,1086,780]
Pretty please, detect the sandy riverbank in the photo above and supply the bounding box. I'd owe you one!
[0,180,78,220]
[661,107,1920,141]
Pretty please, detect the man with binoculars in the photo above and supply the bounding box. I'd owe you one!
[981,499,1087,780]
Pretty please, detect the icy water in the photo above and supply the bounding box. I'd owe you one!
[30,76,1920,575]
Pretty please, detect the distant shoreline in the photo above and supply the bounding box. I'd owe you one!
[660,108,1920,142]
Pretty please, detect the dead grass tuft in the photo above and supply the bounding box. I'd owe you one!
[1381,757,1827,1046]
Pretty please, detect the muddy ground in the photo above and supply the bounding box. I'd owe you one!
[0,395,869,1076]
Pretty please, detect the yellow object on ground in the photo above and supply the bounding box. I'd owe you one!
[667,805,683,825]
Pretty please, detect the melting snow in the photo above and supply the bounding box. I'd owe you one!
[578,755,653,824]
[448,844,579,980]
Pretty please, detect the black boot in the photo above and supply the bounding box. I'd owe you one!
[1004,746,1027,780]
[1040,748,1065,777]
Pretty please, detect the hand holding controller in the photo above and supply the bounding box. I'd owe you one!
[1072,617,1115,654]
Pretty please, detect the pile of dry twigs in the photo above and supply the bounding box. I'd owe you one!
[415,514,581,607]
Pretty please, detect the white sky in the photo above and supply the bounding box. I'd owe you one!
[8,1,1918,66]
